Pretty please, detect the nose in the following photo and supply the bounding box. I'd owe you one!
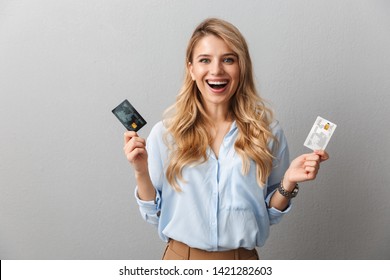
[210,61,224,75]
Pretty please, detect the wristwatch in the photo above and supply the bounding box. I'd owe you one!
[277,180,299,198]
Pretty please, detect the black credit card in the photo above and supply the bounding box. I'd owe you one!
[112,99,147,132]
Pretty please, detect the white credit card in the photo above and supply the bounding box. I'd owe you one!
[304,116,337,151]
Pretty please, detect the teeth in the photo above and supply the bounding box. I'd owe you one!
[208,80,228,85]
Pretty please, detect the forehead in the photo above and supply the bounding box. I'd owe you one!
[192,34,235,56]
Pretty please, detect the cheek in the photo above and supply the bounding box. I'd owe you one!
[234,71,242,90]
[190,68,200,81]
[195,80,206,92]
[232,71,241,88]
[188,63,198,81]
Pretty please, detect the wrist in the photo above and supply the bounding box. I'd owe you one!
[282,173,297,192]
[278,177,299,199]
[135,169,149,180]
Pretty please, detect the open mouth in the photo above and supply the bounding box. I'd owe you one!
[207,80,229,90]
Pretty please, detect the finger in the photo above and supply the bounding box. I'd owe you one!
[305,154,321,162]
[126,147,147,163]
[124,131,138,145]
[292,153,313,164]
[303,160,318,168]
[305,170,317,180]
[304,166,317,173]
[124,139,146,154]
[123,134,146,152]
[135,136,146,146]
[314,150,329,162]
[128,136,146,147]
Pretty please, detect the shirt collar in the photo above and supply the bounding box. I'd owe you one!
[226,120,237,137]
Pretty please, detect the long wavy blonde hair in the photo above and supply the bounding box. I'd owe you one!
[164,18,276,191]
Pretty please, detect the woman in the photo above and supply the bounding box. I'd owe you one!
[123,18,328,260]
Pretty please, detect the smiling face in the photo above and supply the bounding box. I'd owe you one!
[188,35,240,113]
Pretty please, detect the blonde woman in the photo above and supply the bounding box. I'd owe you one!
[123,18,328,260]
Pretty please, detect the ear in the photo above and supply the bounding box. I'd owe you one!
[188,62,195,81]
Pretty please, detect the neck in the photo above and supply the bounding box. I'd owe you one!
[204,104,232,125]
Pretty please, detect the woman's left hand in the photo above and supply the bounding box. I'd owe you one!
[284,150,329,185]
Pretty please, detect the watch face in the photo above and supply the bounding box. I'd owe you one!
[292,186,299,197]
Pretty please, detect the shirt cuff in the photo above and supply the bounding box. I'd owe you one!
[134,186,161,224]
[265,189,292,225]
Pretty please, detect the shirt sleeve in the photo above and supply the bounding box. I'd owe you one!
[265,121,292,225]
[133,122,165,225]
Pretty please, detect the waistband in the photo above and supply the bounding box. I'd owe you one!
[163,239,259,260]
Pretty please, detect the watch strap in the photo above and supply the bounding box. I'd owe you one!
[277,179,299,198]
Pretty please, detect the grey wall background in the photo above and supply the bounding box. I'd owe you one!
[1,0,389,260]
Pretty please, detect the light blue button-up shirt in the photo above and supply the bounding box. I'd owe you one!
[135,120,291,251]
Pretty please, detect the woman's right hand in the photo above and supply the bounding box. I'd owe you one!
[123,131,148,175]
[124,131,156,201]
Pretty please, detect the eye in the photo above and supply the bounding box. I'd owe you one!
[199,58,210,64]
[223,57,235,64]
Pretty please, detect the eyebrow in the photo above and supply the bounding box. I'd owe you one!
[195,53,238,59]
